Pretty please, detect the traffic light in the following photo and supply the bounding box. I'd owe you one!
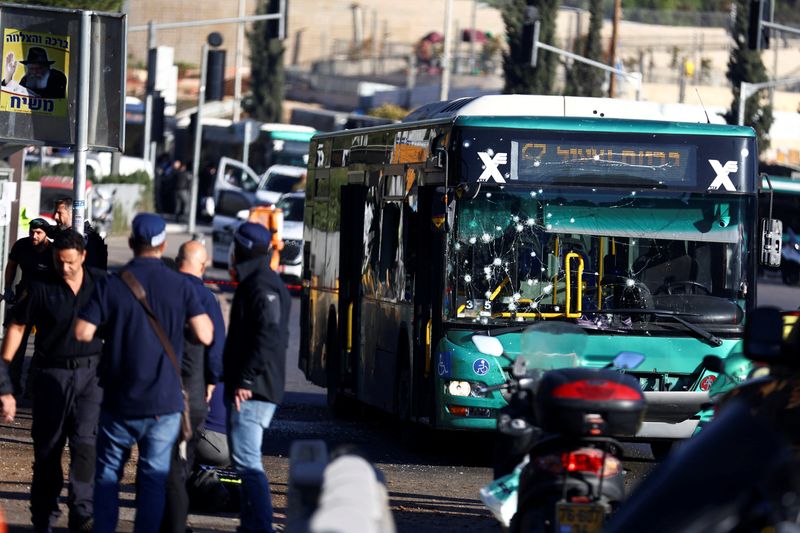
[522,6,540,66]
[748,0,771,50]
[206,49,226,102]
[151,92,166,143]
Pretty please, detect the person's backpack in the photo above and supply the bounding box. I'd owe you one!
[84,225,108,270]
[188,465,241,513]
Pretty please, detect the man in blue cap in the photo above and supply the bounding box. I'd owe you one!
[223,222,290,533]
[74,212,214,533]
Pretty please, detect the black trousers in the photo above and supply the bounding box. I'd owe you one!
[160,409,207,533]
[30,363,102,527]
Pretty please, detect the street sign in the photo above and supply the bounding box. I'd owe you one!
[0,3,126,150]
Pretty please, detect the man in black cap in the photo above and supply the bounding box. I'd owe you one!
[223,222,291,533]
[2,47,67,99]
[3,218,57,396]
[2,230,104,532]
[75,213,214,532]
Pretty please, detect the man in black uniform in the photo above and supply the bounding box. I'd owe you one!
[3,218,56,395]
[1,230,104,532]
[53,197,108,271]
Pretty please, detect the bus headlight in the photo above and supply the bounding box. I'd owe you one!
[445,380,488,398]
[447,381,472,396]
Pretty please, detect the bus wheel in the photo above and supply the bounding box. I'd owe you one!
[325,318,346,416]
[396,366,411,422]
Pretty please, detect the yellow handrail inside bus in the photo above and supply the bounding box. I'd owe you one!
[346,302,354,352]
[597,238,604,310]
[565,252,584,318]
[425,319,433,377]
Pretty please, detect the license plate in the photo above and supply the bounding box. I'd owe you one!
[555,502,605,533]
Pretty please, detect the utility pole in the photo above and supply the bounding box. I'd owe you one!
[607,0,622,97]
[440,0,454,101]
[233,0,246,122]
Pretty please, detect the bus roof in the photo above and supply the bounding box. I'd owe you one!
[456,115,754,137]
[311,95,754,140]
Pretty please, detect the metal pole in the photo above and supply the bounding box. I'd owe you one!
[534,41,642,88]
[233,0,246,122]
[469,0,477,73]
[73,10,91,234]
[143,20,155,161]
[189,44,209,234]
[738,81,748,126]
[279,0,287,40]
[143,93,152,162]
[608,0,622,97]
[242,120,252,169]
[440,0,454,101]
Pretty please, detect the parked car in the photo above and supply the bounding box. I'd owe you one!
[275,191,305,284]
[210,158,306,268]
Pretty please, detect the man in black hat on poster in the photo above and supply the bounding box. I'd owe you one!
[2,46,67,99]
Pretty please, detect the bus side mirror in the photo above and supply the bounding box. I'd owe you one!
[760,218,782,267]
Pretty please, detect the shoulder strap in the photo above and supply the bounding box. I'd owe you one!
[120,270,181,378]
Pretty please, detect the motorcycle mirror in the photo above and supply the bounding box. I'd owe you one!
[744,307,784,364]
[702,355,724,373]
[612,351,645,370]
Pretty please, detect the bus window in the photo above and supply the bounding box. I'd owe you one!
[379,202,401,298]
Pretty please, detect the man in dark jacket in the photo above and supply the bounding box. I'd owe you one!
[223,222,290,533]
[161,240,225,533]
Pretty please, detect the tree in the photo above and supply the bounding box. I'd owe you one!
[564,0,605,96]
[724,0,773,153]
[245,0,284,123]
[503,0,560,95]
[20,0,123,10]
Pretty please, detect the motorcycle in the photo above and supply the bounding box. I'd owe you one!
[479,322,646,533]
[91,187,115,239]
[605,307,800,533]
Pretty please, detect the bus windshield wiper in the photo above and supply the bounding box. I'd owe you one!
[584,308,723,347]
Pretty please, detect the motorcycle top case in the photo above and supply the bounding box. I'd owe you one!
[535,368,646,437]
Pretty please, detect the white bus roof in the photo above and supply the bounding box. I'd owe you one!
[404,95,724,124]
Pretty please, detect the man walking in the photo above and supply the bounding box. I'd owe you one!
[161,240,225,533]
[174,162,192,223]
[74,213,214,532]
[224,222,291,533]
[3,217,56,396]
[1,230,104,532]
[53,197,108,270]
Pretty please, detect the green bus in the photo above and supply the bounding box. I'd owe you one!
[298,95,777,445]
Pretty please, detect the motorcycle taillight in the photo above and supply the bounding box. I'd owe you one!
[561,448,621,477]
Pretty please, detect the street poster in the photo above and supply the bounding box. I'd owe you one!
[1,28,70,117]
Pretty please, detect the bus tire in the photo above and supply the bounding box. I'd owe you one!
[325,314,347,416]
[395,336,412,422]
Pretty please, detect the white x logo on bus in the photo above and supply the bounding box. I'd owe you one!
[477,152,508,183]
[707,160,738,191]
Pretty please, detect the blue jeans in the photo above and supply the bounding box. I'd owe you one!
[227,399,277,533]
[93,410,181,533]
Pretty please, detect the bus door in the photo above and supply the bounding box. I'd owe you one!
[338,183,367,394]
[411,184,447,419]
